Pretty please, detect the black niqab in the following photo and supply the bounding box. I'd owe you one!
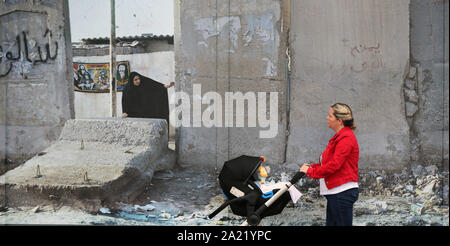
[122,72,169,125]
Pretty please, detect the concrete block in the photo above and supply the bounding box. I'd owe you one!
[6,82,60,126]
[0,118,175,209]
[0,0,74,162]
[3,125,61,161]
[0,84,5,163]
[0,127,4,163]
[0,83,5,126]
[286,0,411,169]
[175,0,287,168]
[410,0,449,167]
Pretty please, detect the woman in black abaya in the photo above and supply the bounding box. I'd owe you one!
[121,72,173,126]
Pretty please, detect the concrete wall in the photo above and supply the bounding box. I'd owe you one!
[286,0,411,171]
[175,0,289,168]
[409,0,449,169]
[74,91,123,119]
[73,51,175,138]
[0,0,74,162]
[175,0,448,171]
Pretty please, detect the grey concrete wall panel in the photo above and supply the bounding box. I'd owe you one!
[0,83,5,162]
[0,0,74,162]
[410,0,449,168]
[175,0,446,171]
[286,0,411,170]
[175,0,288,168]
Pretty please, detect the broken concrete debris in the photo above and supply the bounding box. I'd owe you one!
[410,203,425,215]
[31,206,41,214]
[94,165,447,226]
[351,166,448,226]
[99,207,111,214]
[0,118,175,212]
[134,204,155,213]
[1,164,447,226]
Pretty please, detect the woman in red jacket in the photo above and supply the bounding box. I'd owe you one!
[300,103,359,226]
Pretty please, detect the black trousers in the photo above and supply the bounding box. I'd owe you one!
[324,188,359,226]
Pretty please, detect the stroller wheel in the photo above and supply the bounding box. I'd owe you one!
[247,214,261,226]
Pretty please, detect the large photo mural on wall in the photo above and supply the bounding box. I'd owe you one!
[73,61,130,92]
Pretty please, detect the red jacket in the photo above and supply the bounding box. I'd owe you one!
[306,127,359,189]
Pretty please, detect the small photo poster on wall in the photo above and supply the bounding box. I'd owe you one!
[73,61,130,92]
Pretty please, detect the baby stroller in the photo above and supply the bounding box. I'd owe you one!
[208,155,304,226]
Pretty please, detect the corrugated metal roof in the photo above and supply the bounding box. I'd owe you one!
[81,34,173,44]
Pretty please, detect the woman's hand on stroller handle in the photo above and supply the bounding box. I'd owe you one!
[299,163,310,173]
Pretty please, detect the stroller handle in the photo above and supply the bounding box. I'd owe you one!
[245,171,305,226]
[208,195,249,219]
[290,171,305,185]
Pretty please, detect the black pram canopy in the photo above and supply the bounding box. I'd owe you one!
[218,155,291,217]
[219,155,261,186]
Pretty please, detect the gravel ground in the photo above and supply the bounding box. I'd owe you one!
[1,165,448,226]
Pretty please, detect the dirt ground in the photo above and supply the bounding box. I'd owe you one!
[1,164,448,226]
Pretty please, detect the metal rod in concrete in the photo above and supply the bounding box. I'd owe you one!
[84,171,89,182]
[35,165,42,178]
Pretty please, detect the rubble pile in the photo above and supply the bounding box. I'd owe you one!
[358,165,448,210]
[259,164,449,226]
[1,165,448,226]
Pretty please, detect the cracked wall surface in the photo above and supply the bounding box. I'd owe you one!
[175,0,448,171]
[409,0,449,169]
[175,0,289,168]
[1,0,447,175]
[286,0,411,170]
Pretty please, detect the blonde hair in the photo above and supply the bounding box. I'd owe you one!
[331,103,357,131]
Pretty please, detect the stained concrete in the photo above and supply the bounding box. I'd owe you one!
[0,118,175,212]
[286,0,411,170]
[174,0,289,168]
[174,0,448,172]
[409,0,449,168]
[0,0,74,162]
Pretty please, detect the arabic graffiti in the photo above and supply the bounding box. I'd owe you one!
[0,29,58,78]
[349,43,383,73]
[0,45,12,77]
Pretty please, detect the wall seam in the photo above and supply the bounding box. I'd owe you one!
[283,0,291,164]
